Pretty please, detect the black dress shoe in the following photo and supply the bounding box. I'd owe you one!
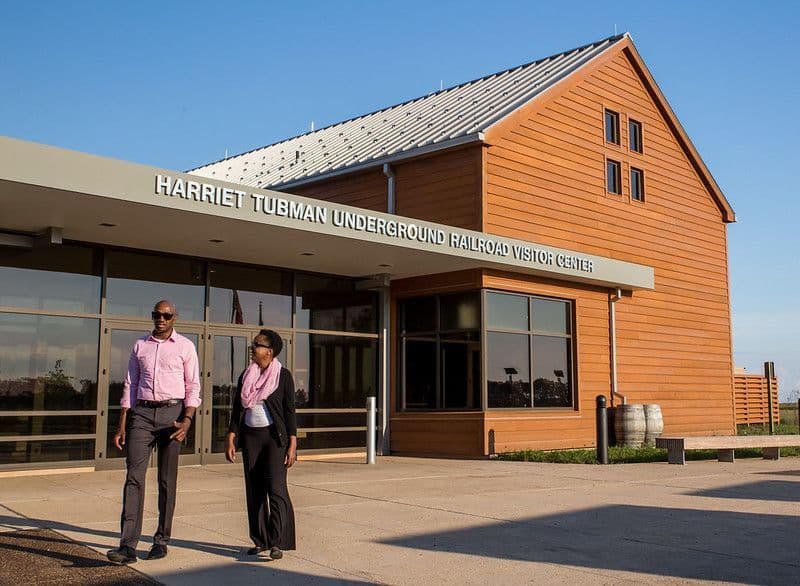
[246,545,267,555]
[107,547,137,564]
[146,544,168,560]
[270,546,283,560]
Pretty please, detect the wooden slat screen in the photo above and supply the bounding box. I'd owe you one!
[734,374,779,425]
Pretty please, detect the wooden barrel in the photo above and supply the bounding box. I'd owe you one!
[644,404,664,445]
[614,404,646,447]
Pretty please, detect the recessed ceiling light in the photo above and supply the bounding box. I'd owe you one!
[300,252,315,256]
[98,222,116,227]
[378,263,392,268]
[209,239,224,243]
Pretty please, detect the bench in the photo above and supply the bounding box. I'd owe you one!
[655,435,800,465]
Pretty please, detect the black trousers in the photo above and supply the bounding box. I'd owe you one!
[240,424,296,550]
[119,402,183,550]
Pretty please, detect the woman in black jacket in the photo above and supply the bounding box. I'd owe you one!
[225,329,297,559]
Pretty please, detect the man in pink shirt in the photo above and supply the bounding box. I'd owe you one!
[107,299,201,565]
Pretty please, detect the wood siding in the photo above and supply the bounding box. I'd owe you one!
[483,47,735,442]
[734,374,779,426]
[283,146,483,230]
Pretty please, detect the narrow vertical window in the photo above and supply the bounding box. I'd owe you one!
[631,167,645,201]
[629,119,643,153]
[604,109,620,144]
[606,159,621,194]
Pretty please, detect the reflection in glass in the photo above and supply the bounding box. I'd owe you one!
[440,292,480,331]
[532,299,570,334]
[297,431,364,450]
[105,329,146,459]
[487,332,531,408]
[294,334,377,408]
[211,336,249,452]
[0,439,94,464]
[0,314,99,411]
[486,292,529,331]
[533,336,572,407]
[441,334,480,409]
[295,274,377,333]
[106,250,205,321]
[209,264,292,327]
[403,340,436,409]
[0,415,96,436]
[402,297,436,333]
[0,245,102,313]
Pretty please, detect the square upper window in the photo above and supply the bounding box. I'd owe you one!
[604,109,620,144]
[606,159,621,194]
[631,167,645,201]
[629,119,643,153]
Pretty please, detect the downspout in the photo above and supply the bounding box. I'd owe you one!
[609,288,626,406]
[382,163,396,214]
[380,163,395,453]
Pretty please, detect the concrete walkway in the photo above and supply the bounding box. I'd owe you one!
[1,455,799,585]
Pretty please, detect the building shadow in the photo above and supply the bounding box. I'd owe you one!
[378,504,799,584]
[687,480,800,502]
[0,514,370,584]
[754,469,800,477]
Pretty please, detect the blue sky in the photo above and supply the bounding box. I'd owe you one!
[2,1,798,398]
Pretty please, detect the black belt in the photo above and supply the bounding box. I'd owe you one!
[137,399,182,408]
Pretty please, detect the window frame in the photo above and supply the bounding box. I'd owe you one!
[629,119,643,153]
[604,109,620,145]
[606,159,622,195]
[483,290,577,411]
[630,167,645,202]
[398,291,482,412]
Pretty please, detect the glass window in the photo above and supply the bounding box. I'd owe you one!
[629,119,643,153]
[631,167,645,202]
[402,297,436,333]
[403,339,437,409]
[209,263,292,327]
[441,333,480,409]
[296,274,377,333]
[486,292,575,410]
[0,439,94,464]
[487,332,531,408]
[297,430,365,451]
[106,250,206,321]
[0,313,99,410]
[0,415,96,436]
[532,299,570,335]
[606,159,621,194]
[294,334,377,408]
[440,292,480,331]
[210,335,250,453]
[486,292,529,330]
[399,292,481,410]
[533,336,572,407]
[604,109,620,144]
[0,245,101,313]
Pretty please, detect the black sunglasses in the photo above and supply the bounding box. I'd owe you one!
[151,311,175,321]
[250,342,271,351]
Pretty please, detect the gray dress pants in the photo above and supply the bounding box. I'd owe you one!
[120,402,183,549]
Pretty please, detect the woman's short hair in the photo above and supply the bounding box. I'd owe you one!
[257,329,283,357]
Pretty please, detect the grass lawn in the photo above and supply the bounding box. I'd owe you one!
[497,422,800,464]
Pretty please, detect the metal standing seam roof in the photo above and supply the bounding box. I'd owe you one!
[190,34,626,189]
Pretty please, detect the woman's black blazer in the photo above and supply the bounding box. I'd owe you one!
[228,367,297,448]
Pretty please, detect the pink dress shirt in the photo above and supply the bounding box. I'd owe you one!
[120,330,202,409]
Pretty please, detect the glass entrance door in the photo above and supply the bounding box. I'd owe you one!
[96,321,204,469]
[200,328,291,464]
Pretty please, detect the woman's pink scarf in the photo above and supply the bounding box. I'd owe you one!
[240,358,282,409]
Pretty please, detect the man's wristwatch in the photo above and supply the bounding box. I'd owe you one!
[182,415,194,426]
